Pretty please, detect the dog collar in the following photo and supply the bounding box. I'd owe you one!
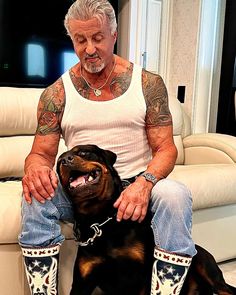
[74,215,114,247]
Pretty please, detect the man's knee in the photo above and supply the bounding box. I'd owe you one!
[150,179,192,213]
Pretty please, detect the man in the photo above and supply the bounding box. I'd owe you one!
[19,0,196,294]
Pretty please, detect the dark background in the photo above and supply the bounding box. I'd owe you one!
[0,0,118,87]
[216,0,236,135]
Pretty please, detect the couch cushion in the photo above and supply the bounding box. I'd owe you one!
[169,95,191,164]
[169,95,191,138]
[169,164,236,210]
[0,181,22,243]
[0,87,43,136]
[0,181,74,244]
[173,135,184,164]
[0,136,67,178]
[0,136,34,178]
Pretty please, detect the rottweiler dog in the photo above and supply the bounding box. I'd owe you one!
[57,144,236,295]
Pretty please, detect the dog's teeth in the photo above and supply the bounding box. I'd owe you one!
[88,176,93,182]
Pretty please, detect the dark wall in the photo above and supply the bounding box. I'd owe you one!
[217,0,236,135]
[0,0,118,87]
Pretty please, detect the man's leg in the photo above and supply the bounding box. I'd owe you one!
[18,183,74,295]
[149,179,197,295]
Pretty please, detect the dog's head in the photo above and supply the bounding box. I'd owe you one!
[57,144,122,216]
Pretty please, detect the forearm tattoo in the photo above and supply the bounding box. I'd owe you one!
[36,79,65,135]
[142,70,172,127]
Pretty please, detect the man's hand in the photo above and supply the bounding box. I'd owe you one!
[22,166,58,204]
[113,177,153,223]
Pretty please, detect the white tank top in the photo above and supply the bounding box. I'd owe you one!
[61,64,152,179]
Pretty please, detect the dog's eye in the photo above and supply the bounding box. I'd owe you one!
[78,151,88,157]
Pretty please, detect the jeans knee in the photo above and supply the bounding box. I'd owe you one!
[19,196,62,247]
[149,179,195,255]
[150,179,192,214]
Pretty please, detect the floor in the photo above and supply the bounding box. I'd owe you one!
[91,260,236,295]
[218,259,236,287]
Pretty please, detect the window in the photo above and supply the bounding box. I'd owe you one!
[26,43,46,78]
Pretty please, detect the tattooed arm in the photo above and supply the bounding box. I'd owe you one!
[22,79,65,204]
[114,70,177,223]
[142,70,177,180]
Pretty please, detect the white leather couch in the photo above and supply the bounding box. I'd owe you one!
[0,87,236,295]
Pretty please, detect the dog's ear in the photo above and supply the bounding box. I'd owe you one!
[56,151,66,179]
[56,154,63,174]
[102,149,117,167]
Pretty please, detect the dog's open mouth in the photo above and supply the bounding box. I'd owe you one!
[69,169,101,189]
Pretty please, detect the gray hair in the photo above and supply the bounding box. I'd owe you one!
[64,0,117,36]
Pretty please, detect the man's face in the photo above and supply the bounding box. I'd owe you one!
[68,17,117,73]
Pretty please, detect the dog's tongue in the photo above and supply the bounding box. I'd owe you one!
[70,174,88,188]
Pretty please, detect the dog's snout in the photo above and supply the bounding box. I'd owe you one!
[61,155,74,165]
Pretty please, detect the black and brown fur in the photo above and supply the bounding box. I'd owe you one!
[57,144,236,295]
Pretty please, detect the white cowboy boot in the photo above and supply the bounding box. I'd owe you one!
[151,247,192,295]
[22,244,60,295]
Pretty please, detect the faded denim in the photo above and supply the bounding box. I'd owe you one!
[19,179,197,257]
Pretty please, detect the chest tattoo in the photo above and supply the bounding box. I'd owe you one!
[110,64,133,97]
[70,64,133,100]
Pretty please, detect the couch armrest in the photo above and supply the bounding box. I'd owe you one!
[183,133,236,164]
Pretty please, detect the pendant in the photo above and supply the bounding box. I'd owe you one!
[94,89,102,97]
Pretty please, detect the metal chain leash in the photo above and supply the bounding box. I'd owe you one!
[76,216,113,247]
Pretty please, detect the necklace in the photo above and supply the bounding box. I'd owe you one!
[80,58,116,97]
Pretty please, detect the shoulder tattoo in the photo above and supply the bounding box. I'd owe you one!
[36,78,65,135]
[142,69,172,127]
[110,63,133,96]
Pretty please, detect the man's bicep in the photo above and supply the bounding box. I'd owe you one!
[142,70,172,128]
[36,78,65,135]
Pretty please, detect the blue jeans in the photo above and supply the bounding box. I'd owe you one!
[18,179,197,257]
